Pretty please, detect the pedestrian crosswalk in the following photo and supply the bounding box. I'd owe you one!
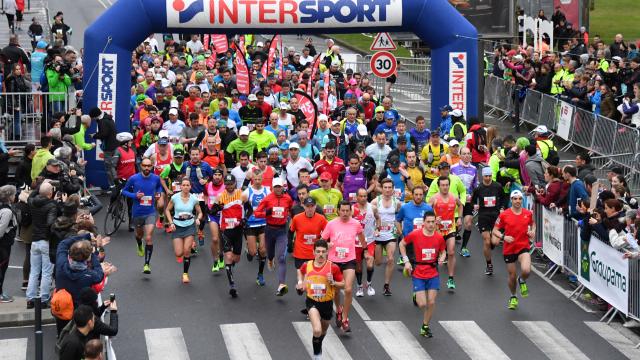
[5,320,640,359]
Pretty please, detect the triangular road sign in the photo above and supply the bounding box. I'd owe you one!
[370,32,397,51]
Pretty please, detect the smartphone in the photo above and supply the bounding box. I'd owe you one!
[109,293,115,302]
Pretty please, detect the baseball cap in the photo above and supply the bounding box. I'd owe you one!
[510,190,524,199]
[438,161,450,169]
[173,148,184,157]
[375,106,385,113]
[533,125,549,133]
[217,119,227,128]
[303,197,316,206]
[279,142,290,150]
[318,114,328,122]
[169,108,178,116]
[319,172,333,181]
[449,139,460,146]
[440,105,453,112]
[46,159,61,167]
[36,41,47,49]
[346,68,354,74]
[224,174,236,184]
[154,73,163,81]
[482,167,492,177]
[157,138,169,145]
[396,136,407,144]
[388,156,400,167]
[331,120,340,126]
[256,42,264,47]
[384,111,395,119]
[239,126,250,136]
[272,178,284,187]
[289,142,300,149]
[450,109,463,117]
[158,130,169,138]
[349,78,357,85]
[212,167,224,176]
[248,94,258,101]
[357,124,368,136]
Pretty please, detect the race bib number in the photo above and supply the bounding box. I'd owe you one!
[224,218,239,228]
[196,193,205,202]
[421,248,436,261]
[310,283,326,298]
[483,196,496,207]
[394,188,402,198]
[413,218,424,230]
[440,220,452,231]
[323,204,335,215]
[348,193,357,203]
[273,207,285,219]
[140,196,152,206]
[171,182,180,192]
[209,195,218,204]
[379,222,393,232]
[336,247,349,259]
[303,234,316,245]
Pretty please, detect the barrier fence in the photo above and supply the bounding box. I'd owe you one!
[484,75,640,195]
[0,92,70,145]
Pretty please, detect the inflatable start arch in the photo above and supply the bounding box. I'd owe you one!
[83,0,478,188]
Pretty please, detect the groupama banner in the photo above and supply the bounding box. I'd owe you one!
[83,0,478,188]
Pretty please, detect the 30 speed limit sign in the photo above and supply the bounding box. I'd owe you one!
[370,51,397,78]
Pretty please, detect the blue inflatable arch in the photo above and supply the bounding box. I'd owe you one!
[83,0,478,188]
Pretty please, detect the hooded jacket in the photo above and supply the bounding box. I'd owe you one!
[49,216,76,264]
[28,193,58,241]
[30,148,54,181]
[55,234,104,307]
[525,154,546,188]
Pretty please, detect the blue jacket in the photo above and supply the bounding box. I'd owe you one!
[439,116,452,137]
[568,179,589,219]
[55,234,104,306]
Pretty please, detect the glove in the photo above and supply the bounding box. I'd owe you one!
[266,208,273,217]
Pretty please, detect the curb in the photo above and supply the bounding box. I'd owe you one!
[0,310,55,328]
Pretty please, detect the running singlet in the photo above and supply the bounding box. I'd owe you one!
[171,193,199,227]
[202,148,224,169]
[403,230,445,279]
[205,181,225,211]
[375,196,397,241]
[494,208,534,255]
[353,203,376,244]
[300,260,343,302]
[244,186,270,228]
[259,166,275,190]
[219,190,244,230]
[309,188,343,221]
[432,194,457,235]
[154,147,173,175]
[321,218,363,263]
[385,169,405,201]
[342,168,367,204]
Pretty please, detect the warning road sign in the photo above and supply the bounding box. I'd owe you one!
[370,32,397,51]
[370,51,397,78]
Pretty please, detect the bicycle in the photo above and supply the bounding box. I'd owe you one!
[104,190,128,236]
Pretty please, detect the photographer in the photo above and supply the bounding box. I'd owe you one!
[45,54,72,114]
[36,158,82,195]
[63,49,83,91]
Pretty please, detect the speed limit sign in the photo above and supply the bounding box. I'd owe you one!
[370,51,397,78]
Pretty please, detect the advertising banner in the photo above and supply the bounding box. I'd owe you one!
[557,101,573,140]
[542,207,564,266]
[97,53,117,161]
[449,52,467,118]
[579,236,629,314]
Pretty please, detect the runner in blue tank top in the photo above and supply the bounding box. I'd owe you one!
[242,169,270,286]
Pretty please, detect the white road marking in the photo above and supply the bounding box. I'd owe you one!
[514,321,589,360]
[0,338,27,360]
[365,321,431,360]
[144,328,190,360]
[440,321,510,360]
[220,323,272,360]
[292,322,353,360]
[584,321,640,359]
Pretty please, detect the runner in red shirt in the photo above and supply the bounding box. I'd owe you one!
[399,211,446,338]
[493,190,535,310]
[314,142,345,187]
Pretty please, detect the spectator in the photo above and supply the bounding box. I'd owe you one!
[89,108,118,188]
[45,54,72,114]
[609,34,628,59]
[2,0,16,33]
[2,34,30,78]
[563,165,589,219]
[78,287,118,340]
[524,144,545,189]
[535,166,569,208]
[84,339,103,360]
[15,144,35,189]
[0,185,18,303]
[50,12,72,46]
[4,63,31,140]
[58,305,95,360]
[30,135,54,185]
[30,40,48,90]
[575,152,595,181]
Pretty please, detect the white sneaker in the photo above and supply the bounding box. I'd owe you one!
[623,319,640,328]
[312,353,322,360]
[367,283,375,296]
[355,285,364,297]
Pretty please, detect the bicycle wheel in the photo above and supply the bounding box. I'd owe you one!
[104,196,126,236]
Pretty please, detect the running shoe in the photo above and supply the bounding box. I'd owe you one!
[312,354,322,360]
[191,247,199,256]
[485,263,494,276]
[355,285,364,297]
[460,248,471,257]
[217,258,224,270]
[519,279,529,298]
[383,284,392,296]
[335,306,343,328]
[136,242,144,257]
[21,281,27,291]
[420,324,433,338]
[182,273,190,284]
[155,218,163,229]
[366,283,375,296]
[0,294,14,303]
[276,284,288,296]
[143,264,151,274]
[267,259,275,271]
[229,284,238,298]
[197,230,205,246]
[256,274,265,286]
[211,262,220,273]
[396,257,404,266]
[342,318,351,333]
[446,277,456,290]
[508,296,519,310]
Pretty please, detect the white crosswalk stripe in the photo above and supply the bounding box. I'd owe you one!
[514,321,590,360]
[293,322,353,360]
[145,328,190,360]
[0,338,27,360]
[365,321,432,360]
[220,323,272,360]
[584,321,640,359]
[440,321,510,360]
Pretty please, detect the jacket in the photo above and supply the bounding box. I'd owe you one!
[27,193,58,241]
[577,163,596,181]
[1,43,30,76]
[45,68,71,102]
[524,155,546,188]
[72,125,94,151]
[568,179,589,219]
[58,328,88,360]
[55,234,104,306]
[93,114,118,152]
[14,156,32,188]
[30,148,54,181]
[49,216,75,264]
[535,179,569,208]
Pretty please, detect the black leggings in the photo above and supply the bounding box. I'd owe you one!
[0,242,12,294]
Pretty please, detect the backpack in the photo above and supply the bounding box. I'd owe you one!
[55,320,76,355]
[0,205,18,247]
[539,140,560,166]
[50,288,74,321]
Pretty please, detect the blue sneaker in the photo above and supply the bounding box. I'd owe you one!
[256,274,265,286]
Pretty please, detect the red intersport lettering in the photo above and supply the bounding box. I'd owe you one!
[452,72,464,84]
[238,0,258,24]
[209,0,215,24]
[279,0,298,23]
[219,0,238,24]
[100,101,113,113]
[259,0,277,23]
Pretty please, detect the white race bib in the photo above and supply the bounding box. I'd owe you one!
[380,222,393,232]
[311,283,326,297]
[421,248,436,261]
[336,247,349,259]
[348,193,357,203]
[483,196,496,207]
[323,204,335,215]
[140,196,152,206]
[273,207,285,219]
[440,220,452,231]
[413,218,424,230]
[303,234,316,244]
[224,218,239,228]
[394,188,402,198]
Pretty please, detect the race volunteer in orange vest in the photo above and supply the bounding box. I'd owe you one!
[296,239,345,360]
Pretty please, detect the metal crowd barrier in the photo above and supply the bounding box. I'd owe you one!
[0,91,70,145]
[484,75,640,195]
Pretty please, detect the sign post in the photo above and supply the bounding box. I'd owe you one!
[370,51,397,79]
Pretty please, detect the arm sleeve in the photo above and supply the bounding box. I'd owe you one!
[0,210,13,237]
[121,177,137,199]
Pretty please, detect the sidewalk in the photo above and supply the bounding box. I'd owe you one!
[0,296,54,327]
[0,0,50,50]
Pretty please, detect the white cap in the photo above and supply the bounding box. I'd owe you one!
[513,54,524,62]
[533,125,549,133]
[227,119,236,128]
[239,126,250,136]
[449,139,460,146]
[279,102,289,110]
[289,142,300,149]
[331,120,340,126]
[168,108,178,116]
[272,178,284,187]
[256,42,264,47]
[450,109,463,117]
[158,130,169,138]
[154,73,163,81]
[357,124,368,136]
[161,79,171,88]
[331,61,340,67]
[248,94,258,101]
[510,190,524,199]
[318,114,328,122]
[170,99,179,108]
